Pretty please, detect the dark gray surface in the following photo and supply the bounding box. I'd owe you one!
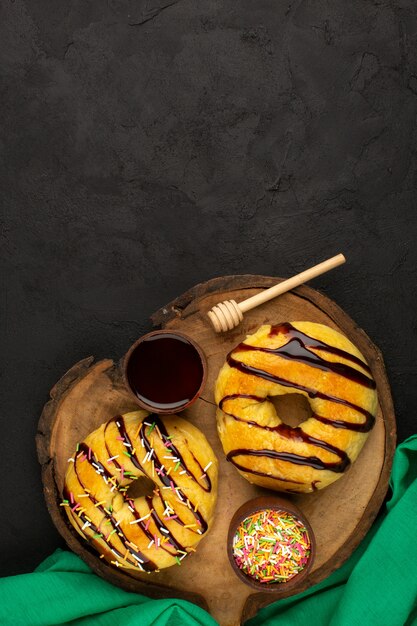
[1,0,416,577]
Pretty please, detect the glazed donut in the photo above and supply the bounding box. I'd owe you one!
[215,322,377,494]
[62,411,218,572]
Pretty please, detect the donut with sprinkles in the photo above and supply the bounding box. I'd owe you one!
[62,411,218,572]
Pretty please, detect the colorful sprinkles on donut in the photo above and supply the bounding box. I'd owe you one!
[232,509,311,584]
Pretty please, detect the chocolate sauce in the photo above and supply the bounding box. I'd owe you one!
[226,456,304,485]
[227,447,348,473]
[219,394,266,410]
[104,421,122,470]
[78,442,115,483]
[143,415,211,493]
[226,355,375,424]
[269,323,373,373]
[314,413,374,433]
[219,323,377,486]
[126,333,204,411]
[113,416,142,471]
[220,394,374,433]
[272,423,350,468]
[145,495,185,552]
[233,325,375,389]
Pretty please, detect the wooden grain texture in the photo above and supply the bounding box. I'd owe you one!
[37,276,396,626]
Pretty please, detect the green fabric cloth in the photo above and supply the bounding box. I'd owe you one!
[1,436,417,626]
[0,550,217,626]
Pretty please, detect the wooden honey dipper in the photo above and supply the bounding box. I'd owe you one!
[207,253,346,333]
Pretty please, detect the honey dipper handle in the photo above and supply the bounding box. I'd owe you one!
[238,254,346,314]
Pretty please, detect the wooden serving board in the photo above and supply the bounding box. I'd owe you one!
[37,276,396,626]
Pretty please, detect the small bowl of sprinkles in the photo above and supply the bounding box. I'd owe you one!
[227,496,315,593]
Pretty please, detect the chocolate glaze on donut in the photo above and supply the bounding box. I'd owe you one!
[221,323,376,489]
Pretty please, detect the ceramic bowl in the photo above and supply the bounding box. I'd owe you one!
[227,495,315,593]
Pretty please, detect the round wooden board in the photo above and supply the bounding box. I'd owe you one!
[37,276,396,626]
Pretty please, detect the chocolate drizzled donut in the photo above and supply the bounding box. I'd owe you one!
[215,322,378,493]
[63,411,218,572]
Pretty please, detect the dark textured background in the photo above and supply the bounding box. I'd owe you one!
[1,0,417,577]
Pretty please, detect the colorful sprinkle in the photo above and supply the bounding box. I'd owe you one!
[232,509,311,584]
[129,512,151,525]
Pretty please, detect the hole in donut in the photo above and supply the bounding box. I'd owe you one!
[269,393,312,428]
[126,475,155,500]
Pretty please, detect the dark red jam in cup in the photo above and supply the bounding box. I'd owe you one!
[123,331,207,414]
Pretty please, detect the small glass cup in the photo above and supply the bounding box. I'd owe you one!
[123,329,207,414]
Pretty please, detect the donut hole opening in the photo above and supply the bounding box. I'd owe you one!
[269,393,312,428]
[126,475,155,500]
